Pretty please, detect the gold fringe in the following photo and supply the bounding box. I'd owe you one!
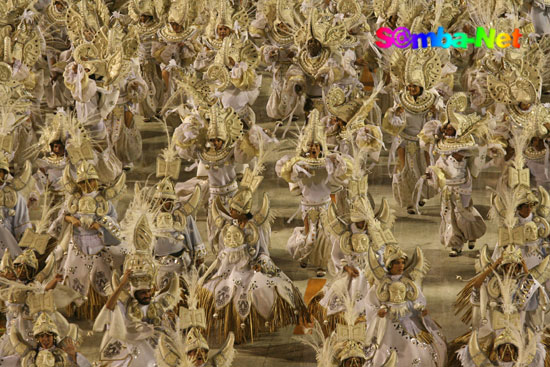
[67,286,107,320]
[307,293,345,336]
[198,287,306,344]
[453,277,477,325]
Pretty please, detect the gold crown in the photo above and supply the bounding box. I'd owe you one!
[124,214,156,292]
[494,328,521,349]
[404,48,442,90]
[337,340,365,362]
[76,161,99,182]
[501,245,523,266]
[298,8,350,48]
[206,104,243,143]
[215,0,234,28]
[185,327,210,353]
[384,244,407,269]
[124,252,156,292]
[154,177,177,201]
[33,313,59,337]
[13,249,38,270]
[168,0,194,25]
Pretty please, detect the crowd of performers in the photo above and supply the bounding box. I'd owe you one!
[0,0,549,366]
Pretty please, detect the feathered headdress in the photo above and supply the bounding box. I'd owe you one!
[121,184,161,293]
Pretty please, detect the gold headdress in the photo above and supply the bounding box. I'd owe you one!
[487,51,541,106]
[46,0,69,24]
[258,0,300,45]
[120,185,159,293]
[229,168,263,214]
[295,8,351,48]
[215,0,234,29]
[13,248,38,270]
[76,161,99,182]
[500,245,523,266]
[205,104,243,144]
[298,109,327,155]
[129,0,168,35]
[71,26,137,87]
[65,0,110,46]
[491,127,542,246]
[44,112,67,146]
[167,71,215,113]
[184,326,210,354]
[446,93,482,137]
[123,215,156,292]
[435,93,488,153]
[154,177,177,200]
[33,313,59,337]
[383,244,407,269]
[0,92,29,156]
[159,0,198,42]
[404,48,442,90]
[180,269,209,354]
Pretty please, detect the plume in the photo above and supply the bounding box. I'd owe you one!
[296,321,336,367]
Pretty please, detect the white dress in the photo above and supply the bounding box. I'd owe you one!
[365,274,447,367]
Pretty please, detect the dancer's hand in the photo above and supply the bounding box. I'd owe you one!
[344,265,359,278]
[65,215,81,227]
[90,222,102,231]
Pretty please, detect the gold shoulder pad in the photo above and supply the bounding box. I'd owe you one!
[368,247,386,281]
[181,185,201,217]
[62,165,78,194]
[468,331,492,366]
[11,161,32,191]
[253,193,272,226]
[475,244,492,274]
[534,216,550,238]
[324,202,348,237]
[407,247,429,282]
[156,334,182,367]
[212,196,229,229]
[104,172,127,200]
[375,198,395,229]
[530,256,550,285]
[207,332,235,367]
[537,186,550,218]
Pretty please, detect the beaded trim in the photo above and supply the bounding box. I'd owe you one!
[399,91,436,114]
